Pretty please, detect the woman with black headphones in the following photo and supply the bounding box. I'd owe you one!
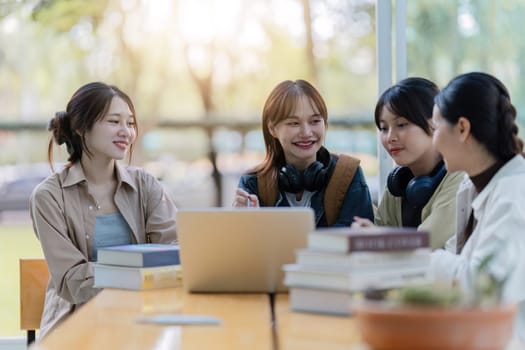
[233,79,374,227]
[353,77,463,249]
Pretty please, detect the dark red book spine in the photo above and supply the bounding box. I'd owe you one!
[348,233,429,252]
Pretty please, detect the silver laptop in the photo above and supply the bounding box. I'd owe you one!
[177,207,315,293]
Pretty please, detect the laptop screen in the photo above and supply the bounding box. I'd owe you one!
[177,207,315,293]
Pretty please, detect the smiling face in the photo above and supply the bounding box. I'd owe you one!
[83,96,136,162]
[269,94,326,170]
[379,106,436,172]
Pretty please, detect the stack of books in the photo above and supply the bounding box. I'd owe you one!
[283,226,431,315]
[93,244,181,290]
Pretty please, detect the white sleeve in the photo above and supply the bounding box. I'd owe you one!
[429,248,464,286]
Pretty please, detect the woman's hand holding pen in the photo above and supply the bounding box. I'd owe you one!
[233,188,260,208]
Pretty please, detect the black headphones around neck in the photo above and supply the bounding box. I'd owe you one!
[279,157,335,194]
[387,161,447,208]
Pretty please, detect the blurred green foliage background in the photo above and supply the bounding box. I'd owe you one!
[1,0,525,338]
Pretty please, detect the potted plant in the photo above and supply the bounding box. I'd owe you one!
[355,255,517,350]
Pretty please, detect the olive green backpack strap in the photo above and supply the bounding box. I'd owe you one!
[257,172,279,207]
[324,154,361,226]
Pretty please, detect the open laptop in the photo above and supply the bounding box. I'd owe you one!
[177,207,315,293]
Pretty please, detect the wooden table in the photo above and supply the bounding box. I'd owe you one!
[274,294,368,350]
[31,288,273,350]
[30,288,376,350]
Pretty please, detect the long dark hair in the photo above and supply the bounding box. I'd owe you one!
[47,82,137,169]
[374,77,439,135]
[435,72,523,161]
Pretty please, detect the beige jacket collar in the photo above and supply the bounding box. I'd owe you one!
[60,161,138,192]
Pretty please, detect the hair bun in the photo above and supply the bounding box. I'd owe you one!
[48,111,71,145]
[48,111,68,130]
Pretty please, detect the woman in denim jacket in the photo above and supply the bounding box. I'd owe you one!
[233,79,374,227]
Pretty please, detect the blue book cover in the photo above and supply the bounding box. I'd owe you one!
[97,244,180,267]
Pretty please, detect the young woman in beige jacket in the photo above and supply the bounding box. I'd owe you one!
[30,82,178,338]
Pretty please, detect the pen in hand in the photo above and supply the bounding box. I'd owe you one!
[246,197,251,207]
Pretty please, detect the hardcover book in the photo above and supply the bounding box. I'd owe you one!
[93,264,181,290]
[283,263,429,292]
[295,247,430,270]
[307,226,429,253]
[96,244,180,267]
[289,286,354,316]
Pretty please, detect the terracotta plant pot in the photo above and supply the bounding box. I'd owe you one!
[355,301,516,350]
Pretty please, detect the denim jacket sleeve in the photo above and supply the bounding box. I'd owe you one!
[237,174,259,196]
[333,166,374,226]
